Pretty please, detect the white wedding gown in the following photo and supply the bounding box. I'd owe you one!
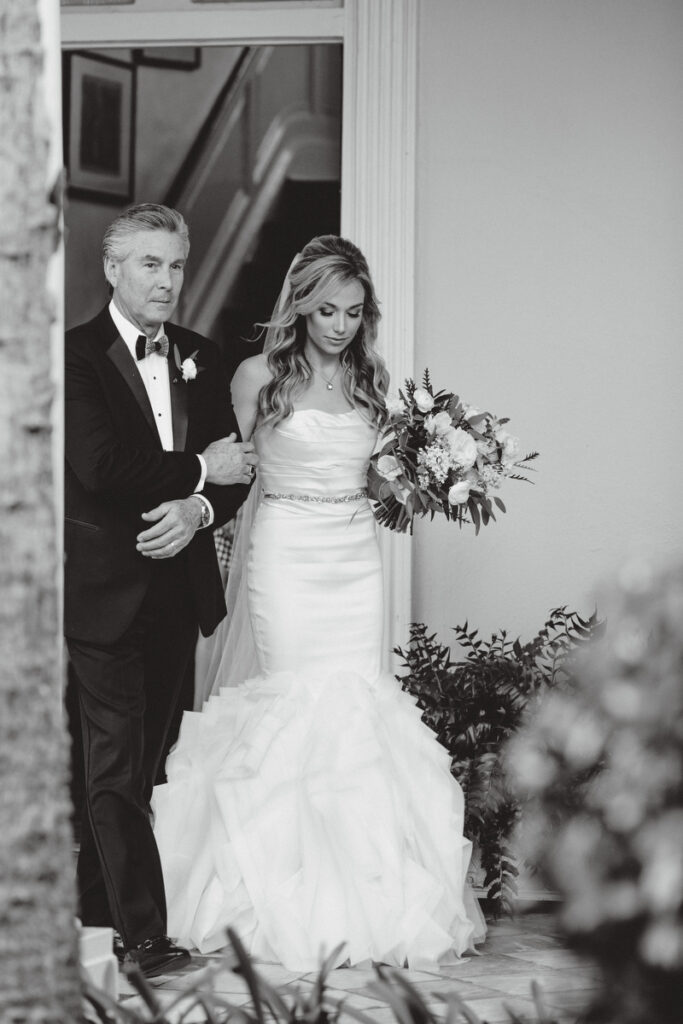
[152,408,486,971]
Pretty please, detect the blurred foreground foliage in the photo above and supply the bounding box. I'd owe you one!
[83,928,566,1024]
[508,559,683,1024]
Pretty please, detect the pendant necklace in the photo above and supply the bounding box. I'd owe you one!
[317,363,341,391]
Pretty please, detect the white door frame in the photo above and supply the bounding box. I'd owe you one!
[61,0,417,663]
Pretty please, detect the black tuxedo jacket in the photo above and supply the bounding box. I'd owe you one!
[65,306,249,645]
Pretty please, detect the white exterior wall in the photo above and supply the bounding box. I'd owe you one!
[412,0,683,644]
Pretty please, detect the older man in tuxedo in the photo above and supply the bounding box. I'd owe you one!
[65,204,256,977]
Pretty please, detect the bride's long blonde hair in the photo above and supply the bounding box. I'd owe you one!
[258,235,388,427]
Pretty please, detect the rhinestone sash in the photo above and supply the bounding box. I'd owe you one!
[263,488,368,504]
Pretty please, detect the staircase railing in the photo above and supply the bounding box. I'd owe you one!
[172,44,341,337]
[164,46,255,210]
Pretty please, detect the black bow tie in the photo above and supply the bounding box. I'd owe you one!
[136,334,169,361]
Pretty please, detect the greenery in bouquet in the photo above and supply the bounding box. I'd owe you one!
[507,559,683,1024]
[395,607,602,914]
[369,369,538,534]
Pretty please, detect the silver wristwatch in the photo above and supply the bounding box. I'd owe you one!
[196,496,211,529]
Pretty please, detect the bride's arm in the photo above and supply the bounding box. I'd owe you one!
[230,354,272,441]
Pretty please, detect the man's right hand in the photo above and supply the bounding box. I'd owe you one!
[202,433,258,486]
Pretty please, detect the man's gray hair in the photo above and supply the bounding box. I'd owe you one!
[102,203,190,266]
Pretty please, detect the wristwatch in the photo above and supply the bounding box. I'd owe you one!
[195,495,211,529]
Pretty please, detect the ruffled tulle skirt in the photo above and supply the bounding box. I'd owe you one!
[152,668,486,972]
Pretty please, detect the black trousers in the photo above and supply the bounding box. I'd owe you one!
[67,560,198,949]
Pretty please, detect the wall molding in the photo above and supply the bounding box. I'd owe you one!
[341,0,417,663]
[60,3,344,47]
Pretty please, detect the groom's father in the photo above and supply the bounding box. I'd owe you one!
[65,204,256,977]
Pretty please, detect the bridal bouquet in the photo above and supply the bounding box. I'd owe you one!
[369,370,539,534]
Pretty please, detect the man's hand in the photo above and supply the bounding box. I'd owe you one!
[137,497,203,559]
[202,433,258,485]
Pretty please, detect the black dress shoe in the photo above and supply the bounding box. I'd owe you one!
[122,935,191,978]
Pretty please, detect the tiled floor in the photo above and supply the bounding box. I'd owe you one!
[117,910,598,1023]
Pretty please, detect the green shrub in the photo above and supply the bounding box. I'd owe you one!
[395,607,602,913]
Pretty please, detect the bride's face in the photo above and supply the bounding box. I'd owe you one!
[304,278,365,361]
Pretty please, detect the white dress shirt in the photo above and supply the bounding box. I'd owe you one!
[109,301,213,524]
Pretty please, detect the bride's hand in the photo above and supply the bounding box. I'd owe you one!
[202,434,258,485]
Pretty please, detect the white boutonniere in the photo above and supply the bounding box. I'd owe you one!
[173,344,205,384]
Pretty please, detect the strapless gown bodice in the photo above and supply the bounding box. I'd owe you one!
[152,407,486,971]
[255,407,375,497]
[249,409,382,680]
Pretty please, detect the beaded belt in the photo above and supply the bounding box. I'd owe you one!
[263,488,368,504]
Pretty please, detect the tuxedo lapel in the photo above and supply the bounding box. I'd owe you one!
[167,353,189,451]
[106,335,160,442]
[98,309,190,452]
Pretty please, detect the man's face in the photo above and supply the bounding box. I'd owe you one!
[105,229,187,336]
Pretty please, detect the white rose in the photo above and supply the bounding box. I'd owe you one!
[413,388,434,413]
[376,454,403,481]
[181,358,198,381]
[496,429,520,465]
[448,481,472,505]
[464,405,481,420]
[385,396,407,417]
[446,427,478,470]
[425,411,453,436]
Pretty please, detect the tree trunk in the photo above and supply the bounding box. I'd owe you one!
[0,1,81,1020]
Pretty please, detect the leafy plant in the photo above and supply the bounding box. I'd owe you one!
[395,607,603,914]
[83,929,345,1024]
[83,929,572,1024]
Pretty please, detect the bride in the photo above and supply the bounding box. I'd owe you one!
[152,235,486,971]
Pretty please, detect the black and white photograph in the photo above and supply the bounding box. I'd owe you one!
[1,1,682,1022]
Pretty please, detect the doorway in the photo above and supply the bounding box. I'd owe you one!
[60,0,418,664]
[63,42,342,381]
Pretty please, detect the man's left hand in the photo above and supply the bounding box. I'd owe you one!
[137,498,202,558]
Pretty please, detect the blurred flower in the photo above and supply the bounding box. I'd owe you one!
[507,741,557,792]
[563,709,605,768]
[637,813,683,912]
[640,920,683,969]
[376,454,402,481]
[417,440,452,484]
[413,387,434,412]
[496,428,521,466]
[385,396,406,417]
[446,428,478,470]
[509,559,683,1023]
[425,410,453,436]
[600,679,643,721]
[448,480,472,506]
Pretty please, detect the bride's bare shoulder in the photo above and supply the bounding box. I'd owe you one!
[231,352,272,391]
[230,355,273,438]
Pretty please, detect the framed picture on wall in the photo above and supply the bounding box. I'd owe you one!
[64,51,135,203]
[133,47,201,71]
